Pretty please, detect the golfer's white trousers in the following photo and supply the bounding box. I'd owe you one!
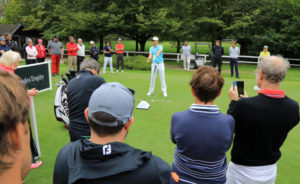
[149,63,167,93]
[226,162,277,184]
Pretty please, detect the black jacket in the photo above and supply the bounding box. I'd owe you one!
[23,43,28,58]
[6,40,18,52]
[90,46,99,60]
[67,70,105,139]
[227,94,299,166]
[53,139,171,184]
[212,46,224,59]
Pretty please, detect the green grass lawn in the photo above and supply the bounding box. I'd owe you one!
[24,61,300,184]
[76,40,238,55]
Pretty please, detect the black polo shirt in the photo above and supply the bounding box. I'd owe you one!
[67,70,105,139]
[227,94,299,166]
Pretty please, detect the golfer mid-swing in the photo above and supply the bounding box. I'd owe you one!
[147,36,167,97]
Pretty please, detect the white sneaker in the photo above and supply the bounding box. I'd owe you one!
[147,92,152,96]
[163,91,168,97]
[117,70,119,72]
[122,70,124,72]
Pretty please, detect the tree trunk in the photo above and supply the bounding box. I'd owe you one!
[177,40,181,53]
[211,39,215,47]
[211,28,217,47]
[135,39,139,51]
[139,39,147,52]
[237,38,252,55]
[99,33,104,53]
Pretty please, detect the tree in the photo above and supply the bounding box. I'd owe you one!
[5,0,113,50]
[2,0,300,57]
[192,0,226,46]
[222,0,300,57]
[58,0,113,50]
[166,0,194,53]
[1,0,35,24]
[253,0,300,57]
[221,0,265,54]
[108,0,179,51]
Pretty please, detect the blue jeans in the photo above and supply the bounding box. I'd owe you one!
[230,58,239,77]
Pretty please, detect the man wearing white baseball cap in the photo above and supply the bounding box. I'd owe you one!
[259,45,271,61]
[115,38,125,72]
[53,82,171,184]
[147,36,168,97]
[89,41,99,61]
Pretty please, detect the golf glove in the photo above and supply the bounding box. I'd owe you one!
[153,56,156,61]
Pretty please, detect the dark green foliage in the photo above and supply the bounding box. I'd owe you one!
[2,0,300,57]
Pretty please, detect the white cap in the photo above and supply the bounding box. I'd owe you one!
[152,36,159,41]
[118,38,122,41]
[90,41,95,44]
[264,45,268,49]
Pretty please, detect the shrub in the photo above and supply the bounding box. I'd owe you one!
[122,55,151,70]
[97,55,151,71]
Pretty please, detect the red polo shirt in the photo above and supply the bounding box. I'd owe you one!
[67,42,79,56]
[115,43,124,54]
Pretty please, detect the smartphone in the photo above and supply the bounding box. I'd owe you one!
[233,81,244,97]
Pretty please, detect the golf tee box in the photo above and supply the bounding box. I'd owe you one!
[136,101,150,110]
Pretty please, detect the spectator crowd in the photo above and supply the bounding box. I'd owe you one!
[0,33,126,76]
[0,32,299,184]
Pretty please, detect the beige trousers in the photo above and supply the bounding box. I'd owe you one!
[182,55,191,71]
[68,55,77,71]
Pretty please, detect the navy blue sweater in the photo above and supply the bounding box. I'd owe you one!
[67,70,105,140]
[171,104,235,184]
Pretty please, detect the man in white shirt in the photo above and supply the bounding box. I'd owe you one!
[181,40,192,71]
[229,41,240,78]
[77,38,85,73]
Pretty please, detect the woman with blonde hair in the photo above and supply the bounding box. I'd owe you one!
[0,51,42,169]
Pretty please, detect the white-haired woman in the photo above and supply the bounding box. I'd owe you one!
[0,51,42,169]
[0,50,19,74]
[25,39,38,65]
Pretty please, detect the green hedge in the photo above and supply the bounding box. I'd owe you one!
[98,55,151,70]
[61,55,151,70]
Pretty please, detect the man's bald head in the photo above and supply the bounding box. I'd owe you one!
[257,56,290,84]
